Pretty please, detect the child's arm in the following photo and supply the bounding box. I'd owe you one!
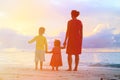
[60,46,65,49]
[44,38,48,53]
[46,51,53,53]
[28,37,36,44]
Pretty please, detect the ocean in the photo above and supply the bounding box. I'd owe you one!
[0,50,120,68]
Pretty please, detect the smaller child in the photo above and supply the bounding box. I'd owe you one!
[28,27,48,70]
[47,39,65,71]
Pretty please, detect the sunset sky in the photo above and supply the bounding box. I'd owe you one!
[0,0,120,50]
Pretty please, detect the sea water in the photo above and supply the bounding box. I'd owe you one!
[0,50,120,68]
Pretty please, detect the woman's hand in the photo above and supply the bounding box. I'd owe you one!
[63,41,66,47]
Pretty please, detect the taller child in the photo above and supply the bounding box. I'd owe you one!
[28,27,48,70]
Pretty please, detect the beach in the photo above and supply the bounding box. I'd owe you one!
[0,51,120,80]
[0,66,120,80]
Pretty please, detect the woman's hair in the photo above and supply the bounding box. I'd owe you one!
[39,27,45,34]
[71,10,80,18]
[54,39,61,47]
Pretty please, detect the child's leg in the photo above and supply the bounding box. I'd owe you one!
[56,66,59,71]
[40,61,43,70]
[35,61,38,70]
[52,66,54,70]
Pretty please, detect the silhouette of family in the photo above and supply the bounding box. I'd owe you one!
[28,10,83,71]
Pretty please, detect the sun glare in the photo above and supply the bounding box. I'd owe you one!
[0,12,6,18]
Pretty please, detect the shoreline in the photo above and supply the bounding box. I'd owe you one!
[0,66,120,80]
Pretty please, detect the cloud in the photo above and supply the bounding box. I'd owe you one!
[83,27,120,48]
[0,28,65,51]
[0,0,119,37]
[0,27,120,51]
[0,28,33,50]
[0,0,120,49]
[54,27,120,48]
[49,0,120,16]
[54,26,120,48]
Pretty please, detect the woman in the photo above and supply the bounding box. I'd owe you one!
[63,10,83,71]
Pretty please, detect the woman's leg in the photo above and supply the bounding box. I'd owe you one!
[67,54,72,71]
[74,54,79,71]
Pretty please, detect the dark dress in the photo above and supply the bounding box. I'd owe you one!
[66,19,83,55]
[50,47,62,67]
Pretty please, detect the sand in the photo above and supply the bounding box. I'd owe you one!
[0,51,120,80]
[0,66,120,80]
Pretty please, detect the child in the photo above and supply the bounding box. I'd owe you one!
[28,27,48,70]
[47,39,65,71]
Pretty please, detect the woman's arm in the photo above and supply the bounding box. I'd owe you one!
[63,22,69,47]
[63,34,67,47]
[79,20,83,38]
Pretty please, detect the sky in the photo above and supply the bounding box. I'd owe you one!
[0,0,120,51]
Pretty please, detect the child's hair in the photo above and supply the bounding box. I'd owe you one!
[54,39,61,47]
[39,27,45,35]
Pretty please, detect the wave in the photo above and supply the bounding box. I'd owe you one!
[89,63,120,68]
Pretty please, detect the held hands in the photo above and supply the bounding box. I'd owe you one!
[45,50,48,53]
[61,46,66,49]
[60,42,66,49]
[28,41,30,44]
[28,41,31,44]
[63,41,66,48]
[45,50,52,53]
